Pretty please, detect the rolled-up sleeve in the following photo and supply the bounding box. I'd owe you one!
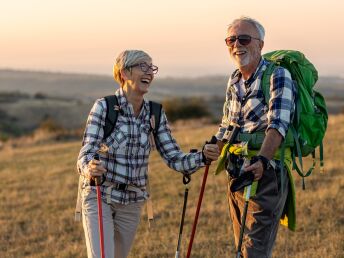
[266,67,296,138]
[77,98,106,176]
[155,109,204,174]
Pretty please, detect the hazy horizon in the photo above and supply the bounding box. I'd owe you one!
[2,67,344,80]
[1,0,344,77]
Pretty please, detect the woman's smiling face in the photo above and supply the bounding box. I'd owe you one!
[123,57,155,95]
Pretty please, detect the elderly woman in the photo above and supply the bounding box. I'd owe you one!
[76,49,219,258]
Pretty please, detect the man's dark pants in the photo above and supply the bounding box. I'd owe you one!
[227,165,289,258]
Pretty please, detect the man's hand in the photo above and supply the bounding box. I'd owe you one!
[244,159,264,181]
[85,159,107,179]
[244,128,282,181]
[202,144,220,162]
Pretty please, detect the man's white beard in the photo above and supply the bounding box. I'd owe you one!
[231,54,250,68]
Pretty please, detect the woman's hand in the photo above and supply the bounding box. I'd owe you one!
[85,159,107,179]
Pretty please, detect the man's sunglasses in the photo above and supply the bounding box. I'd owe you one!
[130,62,158,74]
[225,34,261,47]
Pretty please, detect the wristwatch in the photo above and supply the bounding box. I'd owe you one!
[251,155,270,171]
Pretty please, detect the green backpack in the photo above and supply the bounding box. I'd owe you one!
[261,50,328,188]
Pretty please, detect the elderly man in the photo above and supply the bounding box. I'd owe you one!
[204,16,296,257]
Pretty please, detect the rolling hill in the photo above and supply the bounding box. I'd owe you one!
[0,69,343,138]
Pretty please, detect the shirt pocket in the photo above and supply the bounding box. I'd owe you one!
[106,125,128,154]
[139,124,151,150]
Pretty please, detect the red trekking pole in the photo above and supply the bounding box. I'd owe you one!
[186,136,217,258]
[94,154,105,258]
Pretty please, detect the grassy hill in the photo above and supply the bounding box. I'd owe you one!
[0,115,343,258]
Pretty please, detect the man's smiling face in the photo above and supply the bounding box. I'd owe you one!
[227,21,263,70]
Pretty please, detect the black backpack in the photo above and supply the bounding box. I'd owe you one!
[103,95,162,139]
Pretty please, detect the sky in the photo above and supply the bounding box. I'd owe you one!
[1,0,343,78]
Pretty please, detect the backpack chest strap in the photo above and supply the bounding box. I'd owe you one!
[237,130,294,150]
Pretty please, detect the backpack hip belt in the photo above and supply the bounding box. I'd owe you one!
[103,181,148,204]
[74,176,148,222]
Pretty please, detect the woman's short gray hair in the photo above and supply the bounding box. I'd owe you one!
[113,50,152,85]
[227,16,265,41]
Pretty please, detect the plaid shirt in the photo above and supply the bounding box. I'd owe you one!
[77,88,204,204]
[216,58,296,140]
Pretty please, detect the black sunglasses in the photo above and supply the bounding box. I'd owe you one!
[130,62,158,74]
[225,34,261,47]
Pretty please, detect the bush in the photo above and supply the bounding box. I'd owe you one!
[162,97,211,122]
[0,110,23,139]
[38,116,63,132]
[34,92,48,99]
[0,91,30,103]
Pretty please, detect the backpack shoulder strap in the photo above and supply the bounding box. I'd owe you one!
[261,62,276,105]
[104,95,120,139]
[149,100,162,137]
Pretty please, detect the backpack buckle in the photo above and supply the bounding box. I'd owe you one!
[114,183,128,191]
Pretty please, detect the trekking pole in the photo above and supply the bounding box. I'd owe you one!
[94,154,105,258]
[186,136,217,258]
[175,174,191,258]
[236,184,251,258]
[234,157,258,258]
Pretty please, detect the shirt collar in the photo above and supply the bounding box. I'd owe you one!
[115,87,150,113]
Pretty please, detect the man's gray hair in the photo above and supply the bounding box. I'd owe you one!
[113,50,151,85]
[227,16,265,41]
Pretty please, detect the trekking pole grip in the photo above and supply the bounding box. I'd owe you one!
[204,136,218,165]
[93,154,104,186]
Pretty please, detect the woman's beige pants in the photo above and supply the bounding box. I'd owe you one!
[82,188,144,258]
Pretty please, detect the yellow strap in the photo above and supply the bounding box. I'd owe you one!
[215,142,292,175]
[74,176,83,222]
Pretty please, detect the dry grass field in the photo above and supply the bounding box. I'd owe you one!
[0,115,343,258]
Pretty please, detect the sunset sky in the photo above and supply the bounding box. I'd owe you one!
[1,0,343,77]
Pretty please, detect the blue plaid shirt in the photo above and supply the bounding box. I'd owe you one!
[216,58,296,140]
[77,88,204,204]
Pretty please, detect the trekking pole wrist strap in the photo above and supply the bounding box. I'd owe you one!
[183,174,191,185]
